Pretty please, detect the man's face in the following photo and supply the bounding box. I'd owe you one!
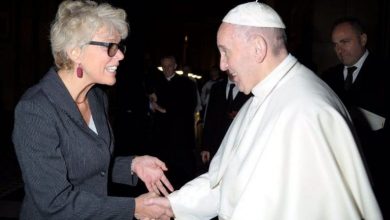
[331,22,366,66]
[217,23,258,95]
[161,58,176,78]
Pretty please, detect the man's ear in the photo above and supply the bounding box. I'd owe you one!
[67,47,82,63]
[360,33,367,47]
[254,35,267,63]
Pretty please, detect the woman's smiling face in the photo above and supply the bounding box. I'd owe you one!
[81,26,125,86]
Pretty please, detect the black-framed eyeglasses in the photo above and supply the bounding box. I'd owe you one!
[87,41,126,57]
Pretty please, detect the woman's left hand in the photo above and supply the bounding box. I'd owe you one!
[132,155,174,196]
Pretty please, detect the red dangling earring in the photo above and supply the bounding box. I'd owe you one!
[76,64,83,78]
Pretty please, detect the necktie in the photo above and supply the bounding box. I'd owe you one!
[227,83,235,112]
[344,66,357,90]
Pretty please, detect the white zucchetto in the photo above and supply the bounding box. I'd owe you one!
[223,1,286,29]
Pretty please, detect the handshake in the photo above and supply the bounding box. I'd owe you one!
[134,192,174,220]
[131,155,175,220]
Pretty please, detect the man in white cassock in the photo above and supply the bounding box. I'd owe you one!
[145,1,383,220]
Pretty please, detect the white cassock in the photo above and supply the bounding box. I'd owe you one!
[168,55,383,220]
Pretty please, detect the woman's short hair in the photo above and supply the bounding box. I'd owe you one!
[50,0,129,70]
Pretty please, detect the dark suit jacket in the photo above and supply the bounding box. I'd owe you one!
[13,68,137,219]
[321,54,389,215]
[321,54,388,147]
[201,79,251,157]
[321,54,387,117]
